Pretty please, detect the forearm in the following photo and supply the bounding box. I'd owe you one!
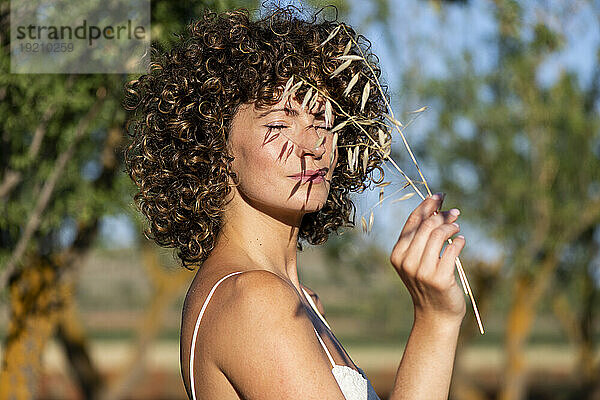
[388,316,462,400]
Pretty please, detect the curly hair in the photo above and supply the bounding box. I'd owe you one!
[123,4,390,270]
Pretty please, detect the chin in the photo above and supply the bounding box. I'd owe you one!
[235,185,328,217]
[287,183,330,212]
[292,198,327,214]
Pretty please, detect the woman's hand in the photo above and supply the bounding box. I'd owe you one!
[390,193,466,328]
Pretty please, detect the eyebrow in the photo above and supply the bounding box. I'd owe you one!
[258,107,299,118]
[257,107,326,118]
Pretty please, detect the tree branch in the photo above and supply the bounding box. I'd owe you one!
[0,76,76,201]
[0,87,107,289]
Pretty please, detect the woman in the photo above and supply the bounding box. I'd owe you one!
[124,5,466,400]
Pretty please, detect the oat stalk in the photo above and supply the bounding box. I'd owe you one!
[291,25,485,334]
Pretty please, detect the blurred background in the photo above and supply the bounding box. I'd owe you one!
[1,0,599,399]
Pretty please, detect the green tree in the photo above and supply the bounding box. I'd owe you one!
[2,1,356,398]
[0,1,250,398]
[409,1,600,399]
[552,225,600,398]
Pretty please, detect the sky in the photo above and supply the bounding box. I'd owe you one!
[343,0,600,264]
[345,0,503,262]
[87,0,600,268]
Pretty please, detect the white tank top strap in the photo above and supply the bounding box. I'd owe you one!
[189,271,246,400]
[312,326,336,368]
[301,287,336,368]
[301,287,332,330]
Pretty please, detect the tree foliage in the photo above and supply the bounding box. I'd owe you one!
[406,1,600,398]
[2,1,355,398]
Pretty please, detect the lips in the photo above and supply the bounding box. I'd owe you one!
[289,168,329,182]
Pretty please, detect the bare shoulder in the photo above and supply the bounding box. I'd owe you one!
[209,270,345,400]
[216,269,304,330]
[183,268,292,323]
[300,283,326,317]
[229,272,325,318]
[226,269,300,310]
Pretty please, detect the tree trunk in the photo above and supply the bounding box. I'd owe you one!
[55,282,103,400]
[577,247,599,398]
[499,277,533,400]
[0,255,62,400]
[499,252,557,400]
[451,259,501,400]
[0,219,100,400]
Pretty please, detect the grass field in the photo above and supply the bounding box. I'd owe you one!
[27,339,592,400]
[1,247,597,399]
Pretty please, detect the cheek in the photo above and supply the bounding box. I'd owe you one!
[232,140,283,185]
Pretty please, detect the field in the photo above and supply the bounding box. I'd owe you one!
[30,339,591,399]
[1,246,596,399]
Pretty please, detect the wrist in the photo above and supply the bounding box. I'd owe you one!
[412,310,464,336]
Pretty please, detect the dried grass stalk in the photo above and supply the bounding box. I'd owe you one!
[337,55,363,61]
[282,76,294,99]
[302,87,313,110]
[325,100,333,128]
[331,120,349,133]
[410,106,428,113]
[391,192,415,203]
[378,128,386,147]
[343,73,360,97]
[291,25,485,332]
[314,135,325,149]
[288,81,302,99]
[360,81,370,113]
[309,89,319,111]
[385,113,403,127]
[320,25,341,47]
[343,40,352,56]
[330,131,339,168]
[331,59,352,78]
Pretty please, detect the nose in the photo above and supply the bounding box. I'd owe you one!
[294,126,326,159]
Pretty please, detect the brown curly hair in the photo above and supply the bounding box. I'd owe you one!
[123,4,391,270]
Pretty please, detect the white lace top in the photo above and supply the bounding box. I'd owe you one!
[188,271,381,400]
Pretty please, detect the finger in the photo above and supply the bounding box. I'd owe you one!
[417,222,461,278]
[438,235,466,277]
[391,209,451,273]
[392,193,445,256]
[401,208,459,273]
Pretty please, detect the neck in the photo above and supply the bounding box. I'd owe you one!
[212,188,304,292]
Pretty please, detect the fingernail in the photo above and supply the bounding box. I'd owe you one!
[432,192,443,200]
[452,222,460,228]
[457,235,465,240]
[450,208,460,216]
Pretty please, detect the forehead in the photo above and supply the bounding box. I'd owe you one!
[246,93,327,119]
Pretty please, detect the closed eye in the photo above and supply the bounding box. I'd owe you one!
[265,124,288,130]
